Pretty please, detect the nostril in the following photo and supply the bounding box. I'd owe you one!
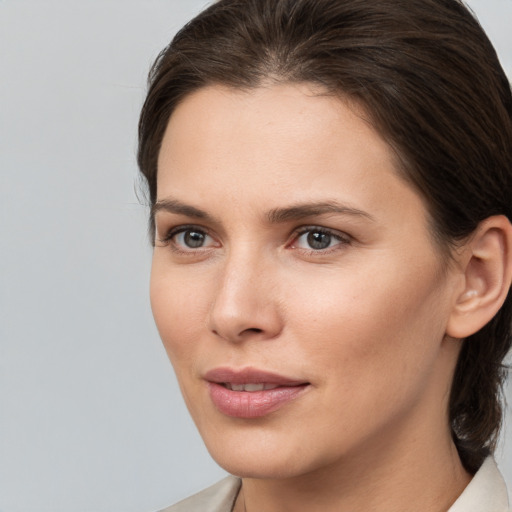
[245,328,263,334]
[211,327,263,338]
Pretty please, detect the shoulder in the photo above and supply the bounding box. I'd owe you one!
[448,457,510,512]
[158,476,241,512]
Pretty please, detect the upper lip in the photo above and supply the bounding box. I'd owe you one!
[204,367,309,386]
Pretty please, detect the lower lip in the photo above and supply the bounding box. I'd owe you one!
[207,382,309,418]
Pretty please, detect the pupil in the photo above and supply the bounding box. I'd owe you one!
[307,231,331,250]
[184,230,205,248]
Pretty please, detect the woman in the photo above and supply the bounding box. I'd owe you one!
[138,0,512,510]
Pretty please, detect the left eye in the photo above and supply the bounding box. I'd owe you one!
[293,229,347,251]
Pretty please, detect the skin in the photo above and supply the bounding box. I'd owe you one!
[151,83,471,512]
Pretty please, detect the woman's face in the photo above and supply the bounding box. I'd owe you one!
[151,84,462,479]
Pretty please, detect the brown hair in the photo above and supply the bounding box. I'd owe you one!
[138,0,512,473]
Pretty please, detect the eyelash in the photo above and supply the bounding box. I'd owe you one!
[158,224,352,255]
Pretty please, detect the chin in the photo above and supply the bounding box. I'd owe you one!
[200,427,339,480]
[211,452,310,480]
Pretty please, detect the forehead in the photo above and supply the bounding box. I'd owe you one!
[159,84,394,188]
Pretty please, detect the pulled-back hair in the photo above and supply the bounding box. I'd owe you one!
[137,0,512,473]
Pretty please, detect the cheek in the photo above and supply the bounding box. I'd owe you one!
[286,258,450,389]
[149,261,211,366]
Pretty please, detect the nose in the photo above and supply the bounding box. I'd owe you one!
[207,249,283,343]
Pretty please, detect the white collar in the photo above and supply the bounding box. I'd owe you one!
[448,457,510,512]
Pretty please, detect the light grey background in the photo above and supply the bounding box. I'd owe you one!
[1,1,511,511]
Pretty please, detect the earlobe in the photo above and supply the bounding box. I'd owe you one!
[446,215,512,339]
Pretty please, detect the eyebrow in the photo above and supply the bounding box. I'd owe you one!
[152,198,375,224]
[266,201,375,224]
[152,198,218,223]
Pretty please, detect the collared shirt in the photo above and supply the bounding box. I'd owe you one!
[160,457,510,512]
[449,458,510,512]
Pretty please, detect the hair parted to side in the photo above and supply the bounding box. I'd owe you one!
[138,0,512,473]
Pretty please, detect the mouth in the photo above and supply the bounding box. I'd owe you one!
[204,367,310,418]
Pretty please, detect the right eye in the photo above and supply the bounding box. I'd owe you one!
[174,229,210,248]
[161,226,218,252]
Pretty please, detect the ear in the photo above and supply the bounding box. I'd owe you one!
[446,215,512,339]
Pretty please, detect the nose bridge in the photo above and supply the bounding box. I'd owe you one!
[208,243,281,342]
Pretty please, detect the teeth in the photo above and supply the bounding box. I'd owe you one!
[225,383,279,392]
[244,383,266,392]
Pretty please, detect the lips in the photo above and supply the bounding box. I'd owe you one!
[204,367,310,418]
